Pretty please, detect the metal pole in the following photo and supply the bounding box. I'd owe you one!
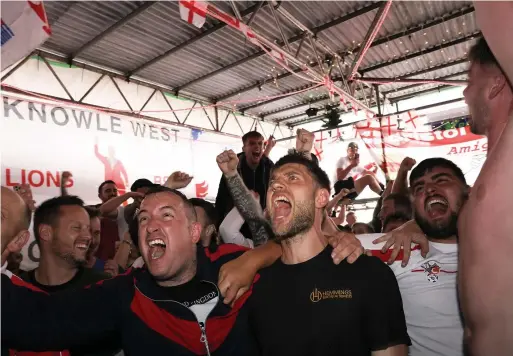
[347,1,392,79]
[275,119,366,142]
[295,32,307,58]
[374,85,382,117]
[269,2,292,53]
[229,0,243,21]
[308,34,326,75]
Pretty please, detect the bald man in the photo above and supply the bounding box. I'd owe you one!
[1,186,32,266]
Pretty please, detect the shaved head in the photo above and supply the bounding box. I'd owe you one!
[1,186,31,253]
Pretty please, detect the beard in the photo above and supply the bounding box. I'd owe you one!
[52,239,86,266]
[414,210,459,239]
[271,200,315,242]
[468,101,489,135]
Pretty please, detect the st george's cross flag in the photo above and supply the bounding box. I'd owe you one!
[179,0,208,28]
[1,1,51,71]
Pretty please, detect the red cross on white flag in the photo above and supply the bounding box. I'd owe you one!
[179,0,208,28]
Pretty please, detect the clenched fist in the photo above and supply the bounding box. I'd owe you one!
[296,128,315,153]
[400,157,416,172]
[216,150,239,177]
[165,171,193,190]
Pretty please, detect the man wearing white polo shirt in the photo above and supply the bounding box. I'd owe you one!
[358,157,470,356]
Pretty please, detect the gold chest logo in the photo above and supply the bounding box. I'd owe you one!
[310,287,352,303]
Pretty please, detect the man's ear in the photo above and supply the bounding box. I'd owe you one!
[7,230,30,255]
[315,188,330,209]
[38,224,53,243]
[190,222,202,244]
[489,74,507,100]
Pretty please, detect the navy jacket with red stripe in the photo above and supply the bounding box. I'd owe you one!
[2,244,258,356]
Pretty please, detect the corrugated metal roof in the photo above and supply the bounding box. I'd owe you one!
[37,0,477,127]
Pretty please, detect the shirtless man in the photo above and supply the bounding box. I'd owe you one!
[458,4,513,355]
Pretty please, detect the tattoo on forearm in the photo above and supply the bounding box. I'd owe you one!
[225,174,271,246]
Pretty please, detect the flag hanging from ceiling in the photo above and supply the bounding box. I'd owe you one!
[179,0,208,28]
[1,1,51,71]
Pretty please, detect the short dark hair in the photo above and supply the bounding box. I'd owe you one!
[189,198,219,227]
[273,153,331,191]
[84,206,101,219]
[383,212,411,231]
[143,186,197,222]
[98,180,116,195]
[242,131,264,144]
[130,178,156,192]
[128,216,139,249]
[469,37,499,68]
[409,158,466,187]
[384,193,412,215]
[33,196,85,243]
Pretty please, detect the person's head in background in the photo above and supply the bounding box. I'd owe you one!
[130,179,157,203]
[98,180,118,203]
[409,158,469,241]
[347,142,358,160]
[379,193,412,228]
[84,206,101,261]
[382,213,411,234]
[464,37,513,138]
[189,198,220,248]
[34,196,91,266]
[351,222,374,235]
[1,186,32,264]
[345,211,357,227]
[242,131,265,169]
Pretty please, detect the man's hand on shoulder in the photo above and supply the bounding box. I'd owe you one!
[327,231,366,265]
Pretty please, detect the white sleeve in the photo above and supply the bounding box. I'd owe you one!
[131,256,145,268]
[219,207,255,249]
[356,233,412,276]
[336,157,347,169]
[116,206,129,241]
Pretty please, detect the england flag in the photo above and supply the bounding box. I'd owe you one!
[179,0,208,29]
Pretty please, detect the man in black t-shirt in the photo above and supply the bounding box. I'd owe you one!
[249,153,410,356]
[17,195,117,356]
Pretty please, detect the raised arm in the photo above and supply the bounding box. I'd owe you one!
[391,157,416,195]
[99,192,143,218]
[60,171,72,196]
[216,150,271,247]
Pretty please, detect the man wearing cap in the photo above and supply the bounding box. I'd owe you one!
[334,142,383,200]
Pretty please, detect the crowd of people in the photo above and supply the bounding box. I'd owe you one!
[2,6,513,356]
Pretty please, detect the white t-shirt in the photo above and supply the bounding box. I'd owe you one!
[116,206,128,241]
[358,234,463,356]
[335,156,365,182]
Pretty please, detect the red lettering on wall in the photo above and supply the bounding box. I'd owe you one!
[28,170,44,187]
[3,168,75,188]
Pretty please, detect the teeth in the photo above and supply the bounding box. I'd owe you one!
[76,243,88,249]
[148,239,166,247]
[274,195,290,206]
[427,199,447,206]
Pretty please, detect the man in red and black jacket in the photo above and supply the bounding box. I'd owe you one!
[2,186,258,356]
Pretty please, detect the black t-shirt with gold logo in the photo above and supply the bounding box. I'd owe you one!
[249,245,411,356]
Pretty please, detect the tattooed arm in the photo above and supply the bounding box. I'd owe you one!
[216,150,271,247]
[224,174,271,247]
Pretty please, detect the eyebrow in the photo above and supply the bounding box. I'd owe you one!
[137,205,176,216]
[412,173,453,188]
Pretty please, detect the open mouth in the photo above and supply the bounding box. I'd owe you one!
[148,238,167,260]
[273,195,292,221]
[425,196,449,218]
[252,151,261,160]
[75,241,90,251]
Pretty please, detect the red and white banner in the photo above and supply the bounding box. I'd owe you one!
[313,110,487,189]
[1,1,51,71]
[179,0,208,28]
